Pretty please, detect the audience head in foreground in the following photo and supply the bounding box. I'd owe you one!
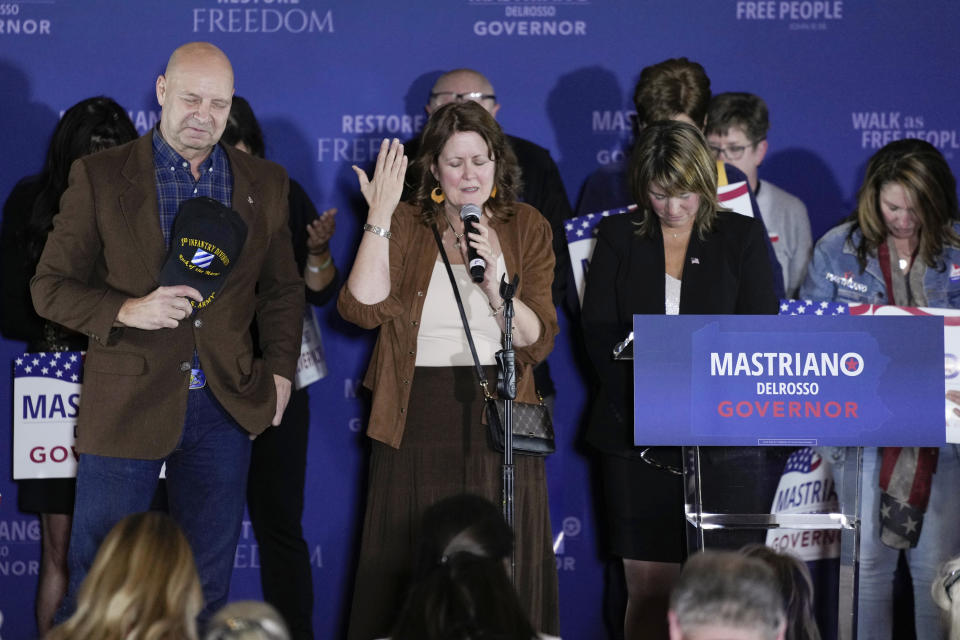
[390,493,538,640]
[739,544,820,640]
[204,600,291,640]
[46,511,203,640]
[669,550,786,640]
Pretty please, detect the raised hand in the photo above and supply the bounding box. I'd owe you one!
[306,207,336,253]
[352,138,407,222]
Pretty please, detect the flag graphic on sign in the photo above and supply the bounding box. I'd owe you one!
[783,447,822,474]
[14,351,84,383]
[778,299,850,316]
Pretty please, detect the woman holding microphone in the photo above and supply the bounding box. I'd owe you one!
[339,101,559,640]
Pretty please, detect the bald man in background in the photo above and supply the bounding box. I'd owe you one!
[404,68,574,400]
[32,42,303,623]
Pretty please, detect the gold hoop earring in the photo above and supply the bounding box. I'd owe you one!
[431,187,445,203]
[490,186,497,199]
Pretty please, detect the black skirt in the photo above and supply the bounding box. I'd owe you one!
[600,450,686,562]
[18,478,75,515]
[599,446,793,562]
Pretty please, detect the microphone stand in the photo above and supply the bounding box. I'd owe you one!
[496,273,519,583]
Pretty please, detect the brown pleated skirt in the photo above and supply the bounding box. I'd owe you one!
[346,366,560,640]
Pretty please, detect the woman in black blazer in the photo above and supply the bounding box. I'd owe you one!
[581,121,779,640]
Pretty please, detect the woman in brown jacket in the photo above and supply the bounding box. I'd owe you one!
[338,101,560,640]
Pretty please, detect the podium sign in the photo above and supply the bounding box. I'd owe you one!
[633,315,944,446]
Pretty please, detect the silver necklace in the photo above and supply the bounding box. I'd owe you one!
[445,217,464,248]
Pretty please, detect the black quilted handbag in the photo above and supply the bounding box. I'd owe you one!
[485,396,556,456]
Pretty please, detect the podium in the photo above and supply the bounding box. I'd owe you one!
[683,445,861,640]
[620,314,947,640]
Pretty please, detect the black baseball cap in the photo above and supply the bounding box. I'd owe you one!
[159,197,247,310]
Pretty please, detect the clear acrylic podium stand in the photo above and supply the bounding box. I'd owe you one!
[683,445,861,640]
[615,332,862,639]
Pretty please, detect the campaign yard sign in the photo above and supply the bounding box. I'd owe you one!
[633,315,944,446]
[12,351,84,479]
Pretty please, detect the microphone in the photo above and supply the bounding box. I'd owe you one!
[460,204,485,283]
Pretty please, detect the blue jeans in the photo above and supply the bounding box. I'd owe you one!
[858,445,960,639]
[58,387,252,626]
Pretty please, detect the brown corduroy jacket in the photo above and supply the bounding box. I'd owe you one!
[338,201,558,448]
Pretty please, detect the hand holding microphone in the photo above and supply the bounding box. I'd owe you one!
[460,203,485,283]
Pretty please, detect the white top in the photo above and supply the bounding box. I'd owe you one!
[416,256,507,367]
[665,273,681,315]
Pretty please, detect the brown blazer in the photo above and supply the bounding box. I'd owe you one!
[338,201,558,448]
[31,134,304,459]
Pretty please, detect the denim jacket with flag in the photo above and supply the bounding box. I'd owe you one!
[799,221,960,309]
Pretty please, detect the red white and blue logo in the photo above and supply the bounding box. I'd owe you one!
[843,353,864,376]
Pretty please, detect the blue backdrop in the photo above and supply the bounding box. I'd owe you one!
[1,1,959,638]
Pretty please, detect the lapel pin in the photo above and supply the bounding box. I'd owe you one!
[690,257,700,264]
[247,195,254,204]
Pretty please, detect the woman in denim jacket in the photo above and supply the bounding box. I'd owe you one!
[800,138,960,639]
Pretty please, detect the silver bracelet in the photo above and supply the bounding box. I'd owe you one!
[306,256,333,273]
[362,223,391,239]
[488,300,505,317]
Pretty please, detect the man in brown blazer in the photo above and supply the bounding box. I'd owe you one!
[31,42,303,624]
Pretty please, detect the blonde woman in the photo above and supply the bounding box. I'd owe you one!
[46,511,203,640]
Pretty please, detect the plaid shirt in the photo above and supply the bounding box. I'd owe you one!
[152,128,233,248]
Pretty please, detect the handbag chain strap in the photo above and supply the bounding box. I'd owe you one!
[431,226,494,400]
